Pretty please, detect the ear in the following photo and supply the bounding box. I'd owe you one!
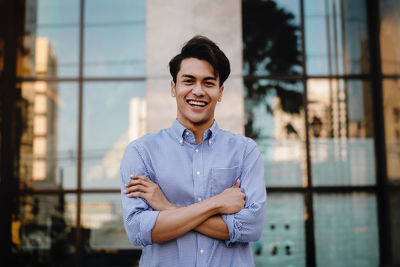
[171,81,176,97]
[218,85,224,102]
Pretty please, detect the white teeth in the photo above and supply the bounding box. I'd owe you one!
[188,100,206,106]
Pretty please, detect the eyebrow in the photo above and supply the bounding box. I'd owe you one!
[181,74,217,81]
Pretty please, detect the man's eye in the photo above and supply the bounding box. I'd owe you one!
[183,80,193,83]
[205,82,215,86]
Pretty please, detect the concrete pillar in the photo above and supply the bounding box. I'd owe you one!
[146,0,244,134]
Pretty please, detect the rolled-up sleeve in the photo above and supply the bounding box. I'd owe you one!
[120,142,159,247]
[222,139,267,246]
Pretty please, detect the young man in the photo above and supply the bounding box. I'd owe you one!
[120,35,266,267]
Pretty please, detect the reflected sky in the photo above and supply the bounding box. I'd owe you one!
[33,0,80,77]
[304,0,370,75]
[84,0,145,77]
[82,81,146,189]
[22,0,145,78]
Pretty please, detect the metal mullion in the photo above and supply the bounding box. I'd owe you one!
[312,185,376,193]
[0,0,24,263]
[17,188,121,195]
[79,77,146,82]
[243,75,303,81]
[266,185,377,193]
[17,76,146,82]
[300,0,316,266]
[381,75,400,80]
[367,0,393,264]
[244,74,373,81]
[265,187,306,193]
[75,0,85,265]
[305,74,372,79]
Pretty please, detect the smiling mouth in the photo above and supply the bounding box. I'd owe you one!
[186,99,208,107]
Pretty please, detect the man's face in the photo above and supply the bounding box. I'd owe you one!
[171,57,224,129]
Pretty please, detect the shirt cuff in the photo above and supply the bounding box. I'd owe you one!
[140,210,160,245]
[222,214,241,247]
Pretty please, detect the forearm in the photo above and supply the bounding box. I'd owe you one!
[194,215,229,240]
[151,197,221,243]
[162,203,229,240]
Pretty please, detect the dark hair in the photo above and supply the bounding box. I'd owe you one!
[169,35,231,87]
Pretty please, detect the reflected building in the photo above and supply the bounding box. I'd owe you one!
[129,98,146,142]
[19,37,59,189]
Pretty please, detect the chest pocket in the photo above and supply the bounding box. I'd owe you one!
[211,166,240,196]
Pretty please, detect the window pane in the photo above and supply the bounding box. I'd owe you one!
[11,194,76,266]
[244,79,306,186]
[389,189,400,264]
[382,79,400,183]
[253,193,305,267]
[81,194,134,250]
[82,82,146,189]
[305,0,370,75]
[380,0,400,75]
[83,0,145,77]
[18,0,80,78]
[242,0,302,76]
[314,193,379,266]
[307,79,376,185]
[19,82,78,189]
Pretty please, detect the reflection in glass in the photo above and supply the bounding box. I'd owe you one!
[84,0,145,77]
[82,82,146,189]
[252,193,305,267]
[305,0,370,75]
[307,79,375,185]
[242,0,302,76]
[380,0,400,75]
[244,80,306,186]
[383,79,400,183]
[18,0,80,77]
[314,193,379,266]
[81,194,134,250]
[11,194,76,266]
[19,82,78,189]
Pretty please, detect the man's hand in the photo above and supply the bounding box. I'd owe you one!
[124,175,176,211]
[213,179,245,214]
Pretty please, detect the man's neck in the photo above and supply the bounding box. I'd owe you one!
[177,118,214,144]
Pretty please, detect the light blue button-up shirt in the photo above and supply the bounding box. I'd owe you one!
[120,120,266,267]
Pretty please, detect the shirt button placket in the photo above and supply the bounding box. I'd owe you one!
[193,143,206,264]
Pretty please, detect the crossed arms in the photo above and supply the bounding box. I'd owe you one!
[124,175,244,243]
[120,141,266,247]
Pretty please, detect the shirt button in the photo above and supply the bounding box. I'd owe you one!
[179,139,183,144]
[186,132,189,135]
[200,249,204,254]
[209,140,212,144]
[198,197,202,201]
[195,148,199,152]
[196,171,200,175]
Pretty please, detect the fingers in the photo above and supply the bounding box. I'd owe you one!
[125,175,151,187]
[124,184,147,194]
[233,179,240,188]
[130,174,152,184]
[126,191,144,198]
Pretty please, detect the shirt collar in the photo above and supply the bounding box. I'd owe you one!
[170,119,219,145]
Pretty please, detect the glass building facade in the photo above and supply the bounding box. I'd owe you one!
[0,0,398,266]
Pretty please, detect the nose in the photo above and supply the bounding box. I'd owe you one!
[192,82,205,96]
